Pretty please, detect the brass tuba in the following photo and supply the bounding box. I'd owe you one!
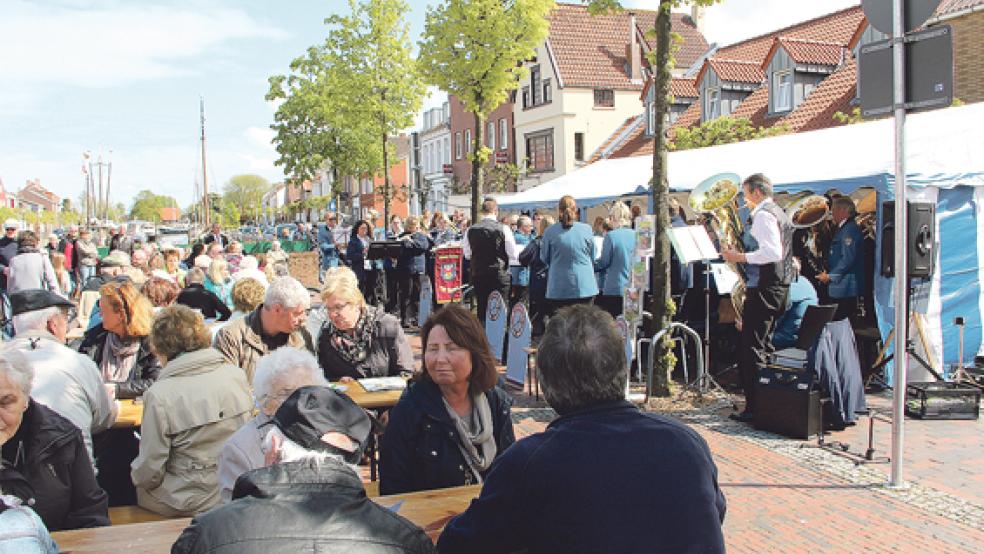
[689,173,746,320]
[784,194,830,229]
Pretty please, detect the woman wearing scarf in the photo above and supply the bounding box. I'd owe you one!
[317,266,414,381]
[79,280,161,399]
[379,304,515,495]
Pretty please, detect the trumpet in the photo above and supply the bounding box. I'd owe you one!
[689,172,746,320]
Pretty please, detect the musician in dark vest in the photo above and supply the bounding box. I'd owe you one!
[463,198,517,325]
[722,173,794,423]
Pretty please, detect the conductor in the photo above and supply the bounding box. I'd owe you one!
[721,174,794,422]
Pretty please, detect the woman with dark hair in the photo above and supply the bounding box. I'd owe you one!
[183,243,204,270]
[540,195,598,315]
[379,304,514,495]
[346,219,382,305]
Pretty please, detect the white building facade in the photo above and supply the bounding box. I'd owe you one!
[419,101,452,214]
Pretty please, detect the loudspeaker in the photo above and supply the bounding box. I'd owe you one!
[754,367,821,439]
[880,201,936,278]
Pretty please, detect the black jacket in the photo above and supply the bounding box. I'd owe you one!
[0,400,109,531]
[380,379,515,496]
[79,323,161,399]
[175,283,232,321]
[396,231,431,275]
[172,458,435,554]
[202,233,229,248]
[0,235,19,289]
[317,308,415,381]
[437,401,726,553]
[518,237,548,302]
[466,218,508,282]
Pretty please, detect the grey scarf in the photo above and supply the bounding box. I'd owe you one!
[100,332,140,382]
[442,392,496,483]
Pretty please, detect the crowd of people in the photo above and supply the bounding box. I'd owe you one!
[0,208,732,553]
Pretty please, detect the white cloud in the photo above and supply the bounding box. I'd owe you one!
[0,0,289,88]
[244,126,276,150]
[692,1,861,47]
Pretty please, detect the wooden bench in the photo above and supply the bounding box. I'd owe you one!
[108,505,176,525]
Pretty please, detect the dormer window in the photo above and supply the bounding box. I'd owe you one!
[705,89,720,120]
[772,70,793,112]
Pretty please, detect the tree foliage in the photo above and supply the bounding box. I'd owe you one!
[419,0,555,222]
[223,174,270,223]
[671,117,790,151]
[130,190,179,223]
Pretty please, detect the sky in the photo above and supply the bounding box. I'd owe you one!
[0,0,860,211]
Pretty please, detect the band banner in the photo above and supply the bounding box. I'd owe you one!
[434,246,463,304]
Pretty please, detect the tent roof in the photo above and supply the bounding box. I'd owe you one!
[497,102,984,210]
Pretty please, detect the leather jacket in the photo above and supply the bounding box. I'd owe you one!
[78,323,161,400]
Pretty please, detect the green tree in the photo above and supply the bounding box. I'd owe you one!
[419,0,555,223]
[587,0,722,397]
[671,117,790,151]
[129,190,178,223]
[223,174,270,223]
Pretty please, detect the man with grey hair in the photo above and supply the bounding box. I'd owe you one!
[722,172,794,422]
[438,305,726,553]
[173,386,434,553]
[817,196,864,325]
[7,289,116,467]
[216,347,329,502]
[214,276,314,380]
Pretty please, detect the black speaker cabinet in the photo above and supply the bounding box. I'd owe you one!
[881,201,936,278]
[754,367,821,439]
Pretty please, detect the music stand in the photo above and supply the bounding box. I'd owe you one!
[667,225,731,398]
[366,240,402,261]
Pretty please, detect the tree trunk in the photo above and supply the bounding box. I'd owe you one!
[382,130,391,232]
[470,112,485,224]
[647,5,674,397]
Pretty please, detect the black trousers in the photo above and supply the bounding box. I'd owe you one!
[834,296,858,324]
[397,272,422,325]
[595,294,623,320]
[738,284,789,414]
[473,274,509,326]
[384,268,399,314]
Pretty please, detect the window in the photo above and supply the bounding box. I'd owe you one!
[522,86,530,109]
[594,89,615,108]
[773,71,793,112]
[705,89,720,120]
[543,78,552,104]
[487,121,496,150]
[465,129,472,154]
[525,130,554,173]
[444,137,451,163]
[455,132,462,160]
[574,132,584,162]
[531,65,541,106]
[647,104,656,134]
[499,119,508,150]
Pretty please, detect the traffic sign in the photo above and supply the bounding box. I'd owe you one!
[861,0,941,35]
[859,25,952,118]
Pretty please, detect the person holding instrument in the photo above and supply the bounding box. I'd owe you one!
[721,173,794,423]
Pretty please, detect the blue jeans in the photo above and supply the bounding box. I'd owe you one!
[320,244,339,270]
[79,265,96,287]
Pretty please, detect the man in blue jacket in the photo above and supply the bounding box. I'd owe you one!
[437,305,726,553]
[773,258,819,349]
[818,197,864,325]
[316,213,341,279]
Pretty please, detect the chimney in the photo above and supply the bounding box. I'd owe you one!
[627,12,642,83]
[691,4,706,35]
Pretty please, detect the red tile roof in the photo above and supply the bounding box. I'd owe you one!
[778,56,858,133]
[670,77,699,99]
[935,0,984,18]
[587,114,644,163]
[716,6,865,62]
[702,58,765,84]
[605,101,702,161]
[765,37,848,68]
[730,85,770,128]
[546,3,709,90]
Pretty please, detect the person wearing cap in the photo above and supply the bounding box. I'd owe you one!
[379,304,515,496]
[216,347,329,502]
[172,385,435,553]
[6,289,116,467]
[214,276,315,381]
[436,306,726,553]
[131,305,252,516]
[0,218,21,290]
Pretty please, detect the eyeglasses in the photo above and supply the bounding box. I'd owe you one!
[324,302,352,315]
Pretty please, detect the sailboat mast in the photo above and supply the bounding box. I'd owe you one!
[200,96,211,227]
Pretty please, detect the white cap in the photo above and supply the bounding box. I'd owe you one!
[3,219,19,230]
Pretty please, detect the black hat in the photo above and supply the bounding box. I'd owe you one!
[10,289,73,316]
[271,386,371,464]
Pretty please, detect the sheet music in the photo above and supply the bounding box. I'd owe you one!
[710,263,740,294]
[667,225,719,264]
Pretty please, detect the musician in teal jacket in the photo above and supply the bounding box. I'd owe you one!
[540,196,598,311]
[818,197,864,324]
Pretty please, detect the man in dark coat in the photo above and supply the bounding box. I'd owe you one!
[202,222,229,249]
[395,217,431,327]
[437,305,726,553]
[817,196,864,325]
[0,219,21,291]
[172,386,434,554]
[108,225,133,255]
[175,268,231,321]
[463,198,516,325]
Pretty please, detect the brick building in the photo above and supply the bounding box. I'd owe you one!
[448,95,517,195]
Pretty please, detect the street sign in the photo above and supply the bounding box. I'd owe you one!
[442,163,453,174]
[861,0,941,35]
[859,25,952,118]
[495,150,510,164]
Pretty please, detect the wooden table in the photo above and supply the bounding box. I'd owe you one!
[112,399,143,428]
[51,485,480,552]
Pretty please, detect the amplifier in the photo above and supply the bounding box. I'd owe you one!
[754,367,821,439]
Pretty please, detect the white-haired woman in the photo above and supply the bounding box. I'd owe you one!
[232,255,270,288]
[318,266,414,381]
[204,257,233,308]
[0,348,109,531]
[215,347,329,502]
[594,201,637,318]
[266,240,289,266]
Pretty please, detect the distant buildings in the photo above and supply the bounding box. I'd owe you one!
[16,179,60,214]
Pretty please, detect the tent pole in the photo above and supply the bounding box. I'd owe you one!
[890,0,908,489]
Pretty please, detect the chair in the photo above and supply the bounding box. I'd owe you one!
[768,304,837,369]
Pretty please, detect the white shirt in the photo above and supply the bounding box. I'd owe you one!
[462,214,518,263]
[744,198,783,265]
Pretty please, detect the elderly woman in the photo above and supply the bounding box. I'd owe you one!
[231,255,269,288]
[79,280,160,399]
[318,266,414,381]
[142,276,181,311]
[205,257,234,308]
[131,305,252,516]
[266,239,289,265]
[0,348,109,531]
[379,304,515,495]
[215,347,329,502]
[162,248,186,286]
[540,195,598,314]
[594,202,637,319]
[7,230,60,295]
